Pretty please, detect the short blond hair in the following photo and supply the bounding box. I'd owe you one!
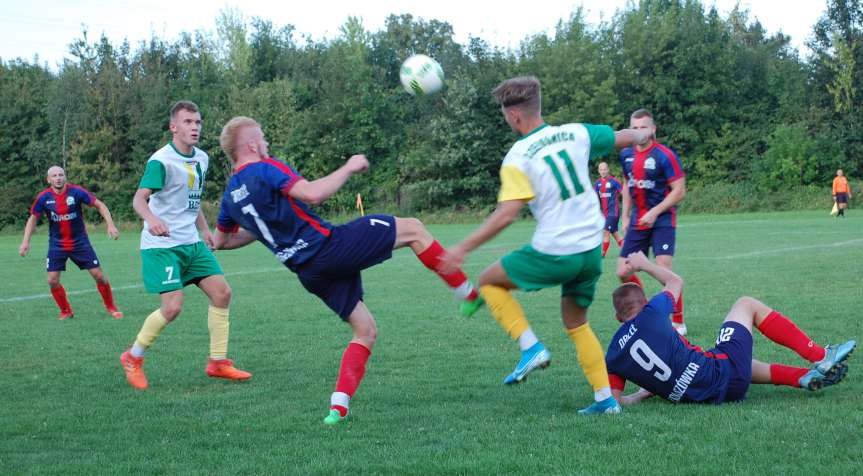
[220,116,261,163]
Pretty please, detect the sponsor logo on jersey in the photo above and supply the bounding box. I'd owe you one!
[668,362,701,402]
[275,238,309,263]
[46,200,55,205]
[625,157,635,162]
[600,192,612,198]
[644,158,656,170]
[605,182,612,190]
[231,184,250,203]
[50,211,78,222]
[628,178,656,189]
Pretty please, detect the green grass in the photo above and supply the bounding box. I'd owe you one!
[2,210,861,475]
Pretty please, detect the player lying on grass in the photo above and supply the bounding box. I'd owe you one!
[607,251,855,405]
[211,116,482,425]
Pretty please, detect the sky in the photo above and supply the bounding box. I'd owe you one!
[0,0,828,68]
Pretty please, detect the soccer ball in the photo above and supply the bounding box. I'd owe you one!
[399,54,444,95]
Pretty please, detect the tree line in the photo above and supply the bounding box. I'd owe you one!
[1,0,860,227]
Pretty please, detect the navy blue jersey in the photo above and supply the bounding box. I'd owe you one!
[605,292,729,403]
[217,158,333,271]
[594,176,622,217]
[619,143,684,230]
[30,185,96,252]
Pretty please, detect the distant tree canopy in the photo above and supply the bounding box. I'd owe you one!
[1,0,861,227]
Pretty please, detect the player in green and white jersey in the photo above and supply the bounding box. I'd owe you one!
[119,100,251,390]
[442,76,651,414]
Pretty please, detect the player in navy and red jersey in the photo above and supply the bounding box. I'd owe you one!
[211,116,482,426]
[617,109,688,335]
[593,162,624,257]
[605,251,855,406]
[19,166,124,320]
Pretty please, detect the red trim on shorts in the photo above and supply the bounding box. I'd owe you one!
[677,334,728,360]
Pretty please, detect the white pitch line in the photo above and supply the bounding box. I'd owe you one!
[691,238,863,260]
[0,242,523,304]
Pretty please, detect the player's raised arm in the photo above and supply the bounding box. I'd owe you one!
[289,154,369,205]
[624,251,683,302]
[614,128,652,149]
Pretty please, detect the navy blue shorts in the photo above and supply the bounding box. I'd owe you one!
[296,214,396,321]
[604,215,619,234]
[708,321,753,403]
[620,226,676,257]
[47,245,100,272]
[835,193,848,204]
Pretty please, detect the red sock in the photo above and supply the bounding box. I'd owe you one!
[672,292,684,324]
[97,282,116,310]
[769,364,809,387]
[621,274,643,287]
[757,311,826,362]
[617,238,623,247]
[50,285,72,313]
[331,342,371,416]
[601,241,610,257]
[416,241,478,300]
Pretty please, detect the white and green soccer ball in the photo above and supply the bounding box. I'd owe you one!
[399,54,444,95]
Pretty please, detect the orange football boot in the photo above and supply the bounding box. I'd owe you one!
[205,358,252,381]
[120,350,148,390]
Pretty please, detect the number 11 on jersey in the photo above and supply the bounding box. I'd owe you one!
[543,149,584,200]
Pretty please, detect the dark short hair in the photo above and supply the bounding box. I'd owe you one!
[492,76,541,112]
[170,100,200,119]
[612,283,647,319]
[630,108,654,121]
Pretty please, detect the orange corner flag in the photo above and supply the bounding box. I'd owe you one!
[356,193,365,216]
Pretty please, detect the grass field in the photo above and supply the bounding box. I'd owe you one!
[2,210,861,475]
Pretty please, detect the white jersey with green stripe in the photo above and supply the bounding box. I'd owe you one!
[138,143,208,250]
[497,123,615,255]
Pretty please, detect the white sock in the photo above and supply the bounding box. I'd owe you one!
[595,387,612,402]
[130,343,146,358]
[453,281,475,300]
[331,391,350,410]
[518,328,539,351]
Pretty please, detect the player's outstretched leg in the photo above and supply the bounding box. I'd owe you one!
[395,217,483,317]
[480,284,550,385]
[199,276,251,381]
[754,304,857,379]
[325,302,375,426]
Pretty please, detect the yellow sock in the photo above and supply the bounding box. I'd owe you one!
[208,306,230,360]
[566,323,610,392]
[134,309,169,349]
[481,285,529,340]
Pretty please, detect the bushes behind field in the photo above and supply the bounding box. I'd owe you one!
[681,181,862,214]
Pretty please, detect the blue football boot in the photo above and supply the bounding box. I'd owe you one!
[503,342,551,385]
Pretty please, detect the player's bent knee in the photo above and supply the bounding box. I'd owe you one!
[732,296,758,311]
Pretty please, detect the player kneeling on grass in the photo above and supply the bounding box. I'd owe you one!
[212,116,482,426]
[606,251,856,405]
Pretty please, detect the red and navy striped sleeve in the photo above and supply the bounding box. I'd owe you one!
[262,158,305,196]
[30,190,49,216]
[656,145,684,183]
